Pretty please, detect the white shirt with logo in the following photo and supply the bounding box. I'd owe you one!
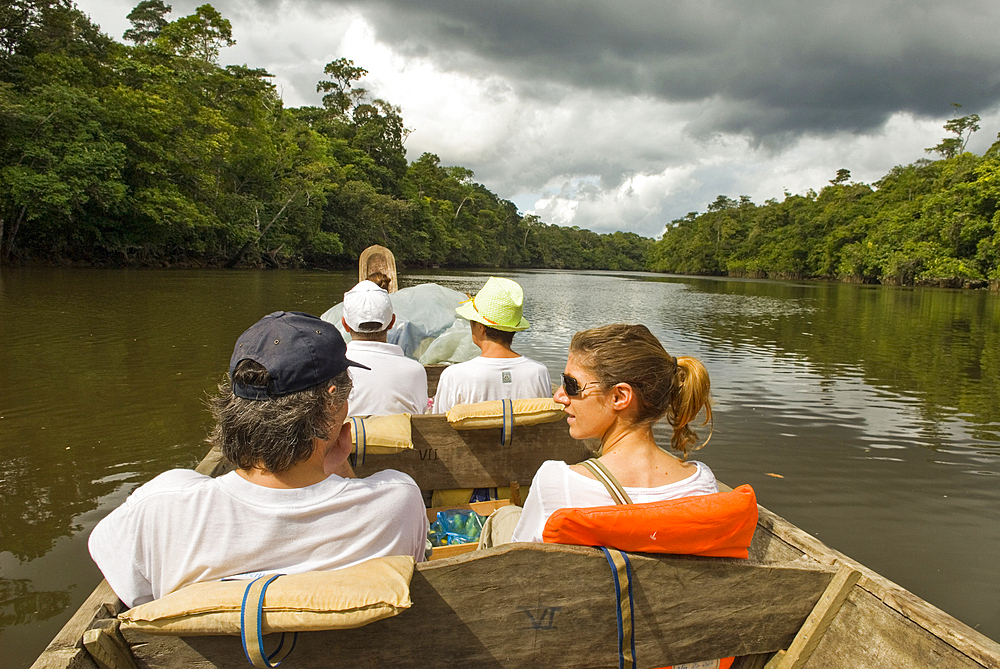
[431,355,552,413]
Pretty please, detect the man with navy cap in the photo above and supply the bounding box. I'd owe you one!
[89,311,428,608]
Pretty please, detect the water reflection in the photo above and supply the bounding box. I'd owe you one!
[0,578,70,628]
[1,267,999,667]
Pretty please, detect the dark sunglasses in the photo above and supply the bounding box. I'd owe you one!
[561,373,598,397]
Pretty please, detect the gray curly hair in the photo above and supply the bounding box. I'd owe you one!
[209,360,352,473]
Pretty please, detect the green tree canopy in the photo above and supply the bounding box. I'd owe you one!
[0,5,654,271]
[123,0,171,45]
[158,4,234,63]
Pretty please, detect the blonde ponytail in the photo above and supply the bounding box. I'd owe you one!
[668,356,713,458]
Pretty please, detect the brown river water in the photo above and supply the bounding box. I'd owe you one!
[1,267,998,667]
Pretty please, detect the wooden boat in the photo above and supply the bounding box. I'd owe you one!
[32,365,1000,669]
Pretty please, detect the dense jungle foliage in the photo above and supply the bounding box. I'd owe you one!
[3,2,998,287]
[0,0,651,270]
[650,117,1000,289]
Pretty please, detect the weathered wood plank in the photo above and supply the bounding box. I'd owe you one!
[426,541,478,560]
[748,526,810,565]
[192,447,228,478]
[122,544,835,669]
[198,378,591,491]
[36,421,1000,669]
[353,414,593,490]
[29,580,123,669]
[801,585,996,669]
[764,564,861,669]
[26,649,97,669]
[879,587,1000,669]
[719,482,811,567]
[83,620,138,669]
[425,363,445,397]
[752,506,834,566]
[757,505,1000,667]
[732,654,773,669]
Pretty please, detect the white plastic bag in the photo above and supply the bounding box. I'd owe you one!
[418,319,479,364]
[320,283,477,363]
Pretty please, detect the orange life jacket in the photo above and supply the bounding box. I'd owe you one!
[542,484,757,558]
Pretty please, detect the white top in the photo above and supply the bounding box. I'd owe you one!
[88,468,428,607]
[510,459,719,543]
[431,355,552,413]
[346,340,428,416]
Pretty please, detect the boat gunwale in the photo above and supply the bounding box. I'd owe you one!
[753,503,1000,667]
[28,418,1000,669]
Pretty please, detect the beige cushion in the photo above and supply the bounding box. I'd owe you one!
[446,398,563,429]
[119,556,414,636]
[350,413,413,453]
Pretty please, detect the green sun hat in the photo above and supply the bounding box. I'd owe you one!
[455,277,530,332]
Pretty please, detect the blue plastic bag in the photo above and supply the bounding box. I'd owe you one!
[428,509,488,546]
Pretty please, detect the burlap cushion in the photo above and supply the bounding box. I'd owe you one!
[119,555,414,636]
[446,398,563,429]
[349,413,413,453]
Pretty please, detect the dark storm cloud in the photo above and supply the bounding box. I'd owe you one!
[292,0,1000,141]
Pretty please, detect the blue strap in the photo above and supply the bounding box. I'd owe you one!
[349,417,366,467]
[500,399,514,447]
[601,547,636,669]
[240,574,298,668]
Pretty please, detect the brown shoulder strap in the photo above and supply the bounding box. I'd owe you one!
[580,459,633,505]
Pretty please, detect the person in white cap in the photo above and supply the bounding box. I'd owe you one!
[431,276,551,414]
[342,280,429,416]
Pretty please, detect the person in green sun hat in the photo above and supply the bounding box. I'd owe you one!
[431,276,552,415]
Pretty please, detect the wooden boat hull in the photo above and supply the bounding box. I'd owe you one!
[30,407,1000,669]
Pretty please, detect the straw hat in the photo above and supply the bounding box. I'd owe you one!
[455,277,530,332]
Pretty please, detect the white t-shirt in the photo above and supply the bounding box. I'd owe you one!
[346,340,428,416]
[88,468,428,607]
[510,459,719,543]
[431,355,552,413]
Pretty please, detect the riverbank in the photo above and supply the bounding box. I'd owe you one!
[0,254,523,272]
[724,267,999,290]
[4,256,998,291]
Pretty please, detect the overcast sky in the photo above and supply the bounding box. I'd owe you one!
[76,0,1000,238]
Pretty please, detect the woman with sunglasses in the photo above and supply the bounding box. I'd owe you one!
[510,323,717,543]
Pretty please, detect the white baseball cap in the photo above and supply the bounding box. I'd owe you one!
[343,280,393,332]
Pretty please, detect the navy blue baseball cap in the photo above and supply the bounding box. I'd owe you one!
[229,311,369,400]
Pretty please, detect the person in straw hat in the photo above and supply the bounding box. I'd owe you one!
[431,276,551,414]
